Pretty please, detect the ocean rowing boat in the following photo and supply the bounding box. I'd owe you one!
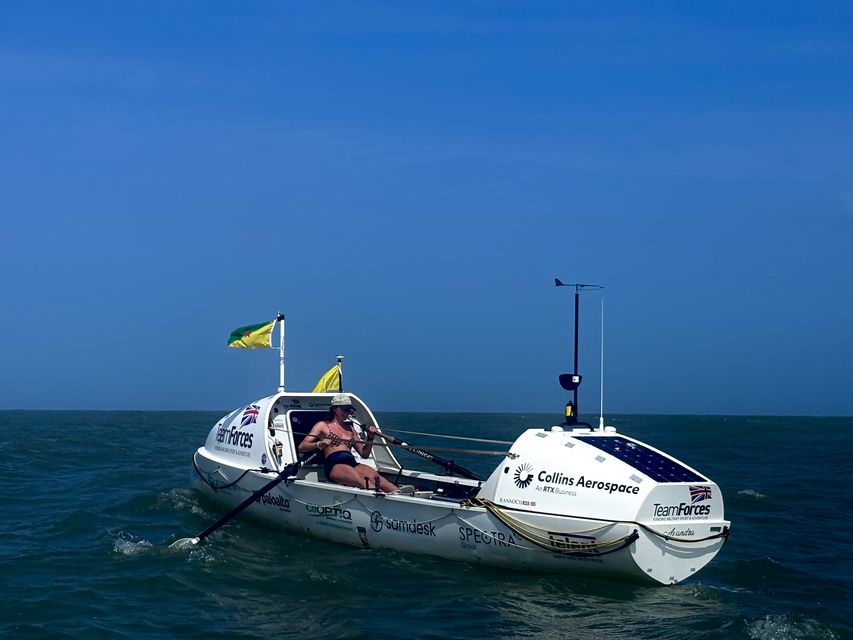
[184,288,729,585]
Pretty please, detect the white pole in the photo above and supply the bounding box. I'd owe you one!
[277,313,285,392]
[599,298,605,431]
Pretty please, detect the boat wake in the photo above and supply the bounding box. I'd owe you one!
[744,613,839,640]
[157,488,207,516]
[111,530,153,556]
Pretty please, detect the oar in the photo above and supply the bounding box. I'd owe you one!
[344,418,486,482]
[377,432,484,481]
[170,458,304,549]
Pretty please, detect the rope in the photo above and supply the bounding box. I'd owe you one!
[463,498,637,556]
[191,450,254,491]
[636,521,731,544]
[289,495,357,509]
[365,504,451,526]
[454,513,535,551]
[462,497,729,548]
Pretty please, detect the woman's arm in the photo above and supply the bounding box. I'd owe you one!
[353,424,378,458]
[298,422,330,453]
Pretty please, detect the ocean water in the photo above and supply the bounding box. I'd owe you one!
[0,410,850,639]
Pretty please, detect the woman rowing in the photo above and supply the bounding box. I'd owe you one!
[298,394,398,493]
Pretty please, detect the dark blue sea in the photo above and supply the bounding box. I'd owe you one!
[1,410,850,639]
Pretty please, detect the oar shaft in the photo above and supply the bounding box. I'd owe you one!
[195,460,299,542]
[383,434,484,481]
[307,432,505,457]
[382,428,513,446]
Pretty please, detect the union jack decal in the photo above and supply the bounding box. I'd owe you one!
[241,404,260,427]
[689,485,712,503]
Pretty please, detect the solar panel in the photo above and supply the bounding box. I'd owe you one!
[574,436,706,483]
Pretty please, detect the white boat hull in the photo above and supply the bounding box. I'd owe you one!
[191,450,726,585]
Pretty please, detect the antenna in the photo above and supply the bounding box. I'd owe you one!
[555,279,604,423]
[599,298,605,431]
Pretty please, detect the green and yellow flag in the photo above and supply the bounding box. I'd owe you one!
[227,319,275,349]
[312,363,342,393]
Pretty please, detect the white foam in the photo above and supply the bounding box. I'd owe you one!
[738,489,769,499]
[159,489,202,513]
[745,614,838,640]
[112,532,153,556]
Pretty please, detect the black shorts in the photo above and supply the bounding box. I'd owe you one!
[323,450,358,478]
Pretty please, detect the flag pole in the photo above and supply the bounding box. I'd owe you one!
[336,354,344,392]
[276,313,285,392]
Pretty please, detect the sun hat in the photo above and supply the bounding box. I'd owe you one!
[330,394,353,407]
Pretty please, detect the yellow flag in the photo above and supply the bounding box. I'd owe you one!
[312,363,341,393]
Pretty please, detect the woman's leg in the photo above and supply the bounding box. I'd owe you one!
[328,463,398,492]
[328,464,372,489]
[355,464,397,493]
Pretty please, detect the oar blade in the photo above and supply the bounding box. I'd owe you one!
[169,537,200,550]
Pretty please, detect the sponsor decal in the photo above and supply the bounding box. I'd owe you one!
[305,504,352,521]
[370,511,383,532]
[689,485,712,503]
[652,502,711,519]
[215,423,255,449]
[513,463,534,489]
[241,404,261,427]
[663,526,695,538]
[547,531,599,554]
[534,484,576,497]
[570,475,640,495]
[458,526,517,549]
[261,453,268,466]
[521,470,639,497]
[497,497,537,507]
[370,511,436,537]
[259,494,290,512]
[652,487,712,520]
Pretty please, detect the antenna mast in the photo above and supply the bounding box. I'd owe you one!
[555,279,603,424]
[599,299,605,431]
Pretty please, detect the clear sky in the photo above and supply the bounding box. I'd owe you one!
[1,2,851,415]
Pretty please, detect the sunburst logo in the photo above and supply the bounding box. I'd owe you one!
[514,463,534,489]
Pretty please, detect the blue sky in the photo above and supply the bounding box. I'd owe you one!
[1,2,851,415]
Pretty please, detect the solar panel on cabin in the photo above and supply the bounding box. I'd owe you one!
[573,436,706,483]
